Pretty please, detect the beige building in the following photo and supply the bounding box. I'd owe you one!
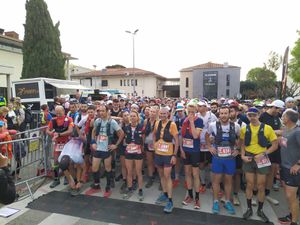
[71,68,171,98]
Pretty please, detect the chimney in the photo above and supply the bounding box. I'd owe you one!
[223,62,228,68]
[0,28,4,35]
[4,31,19,40]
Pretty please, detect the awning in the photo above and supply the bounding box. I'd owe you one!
[45,80,87,90]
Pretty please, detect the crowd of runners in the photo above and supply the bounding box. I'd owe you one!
[15,95,300,224]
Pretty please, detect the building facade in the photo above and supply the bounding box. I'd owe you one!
[180,62,241,99]
[71,68,178,98]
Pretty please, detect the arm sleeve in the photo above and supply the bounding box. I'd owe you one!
[111,120,121,132]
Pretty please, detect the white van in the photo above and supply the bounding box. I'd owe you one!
[12,77,88,110]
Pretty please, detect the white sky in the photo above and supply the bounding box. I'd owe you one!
[1,0,300,80]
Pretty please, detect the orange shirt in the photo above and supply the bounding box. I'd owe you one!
[153,120,178,156]
[48,116,74,143]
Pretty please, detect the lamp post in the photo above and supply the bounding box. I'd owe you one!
[125,29,139,97]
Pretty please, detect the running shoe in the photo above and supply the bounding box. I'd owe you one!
[50,179,60,188]
[233,195,240,206]
[155,193,168,205]
[194,199,200,209]
[138,189,144,201]
[224,201,235,215]
[145,178,154,188]
[163,201,173,213]
[199,185,206,193]
[243,208,253,220]
[84,183,101,195]
[212,201,220,214]
[182,196,193,205]
[273,180,280,191]
[120,181,127,194]
[103,187,112,198]
[172,179,180,188]
[266,195,279,205]
[278,214,292,224]
[123,189,133,200]
[70,188,80,196]
[257,210,269,223]
[63,176,68,185]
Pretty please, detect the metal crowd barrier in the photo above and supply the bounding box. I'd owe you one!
[0,126,50,199]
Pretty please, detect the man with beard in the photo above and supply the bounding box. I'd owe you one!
[207,106,240,215]
[260,100,284,204]
[210,101,219,117]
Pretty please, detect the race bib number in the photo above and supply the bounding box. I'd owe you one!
[256,154,271,168]
[126,143,141,154]
[183,138,193,148]
[55,144,65,152]
[217,146,232,157]
[200,143,209,152]
[157,143,169,153]
[148,143,154,151]
[98,135,108,142]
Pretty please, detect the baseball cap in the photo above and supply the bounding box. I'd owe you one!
[285,97,295,103]
[267,99,285,109]
[0,121,4,127]
[197,101,207,107]
[106,100,113,105]
[176,103,185,111]
[247,107,259,114]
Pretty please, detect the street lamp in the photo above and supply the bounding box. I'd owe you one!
[125,29,139,97]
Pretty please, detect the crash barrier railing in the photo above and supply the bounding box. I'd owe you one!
[0,126,50,199]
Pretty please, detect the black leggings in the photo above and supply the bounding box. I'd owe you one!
[0,168,16,205]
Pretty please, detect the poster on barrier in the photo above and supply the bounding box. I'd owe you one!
[29,131,39,152]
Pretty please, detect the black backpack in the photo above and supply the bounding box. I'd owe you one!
[24,108,33,124]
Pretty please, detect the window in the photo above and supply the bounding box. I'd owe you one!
[120,80,122,86]
[226,89,230,97]
[127,79,130,86]
[185,90,189,98]
[124,79,126,86]
[186,77,189,87]
[131,79,134,86]
[135,79,138,86]
[102,80,108,87]
[226,74,230,86]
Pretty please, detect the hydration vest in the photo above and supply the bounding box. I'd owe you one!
[95,119,113,145]
[52,116,69,133]
[155,120,173,143]
[215,121,236,147]
[244,123,268,147]
[124,124,143,145]
[145,118,155,136]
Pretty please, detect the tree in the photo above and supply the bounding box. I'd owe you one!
[285,81,300,97]
[22,0,65,79]
[246,67,276,84]
[263,51,282,73]
[105,65,126,69]
[289,31,300,82]
[240,80,257,99]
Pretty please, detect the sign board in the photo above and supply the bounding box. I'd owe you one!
[203,71,218,99]
[15,83,39,99]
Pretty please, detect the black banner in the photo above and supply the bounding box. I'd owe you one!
[15,82,40,99]
[203,71,218,99]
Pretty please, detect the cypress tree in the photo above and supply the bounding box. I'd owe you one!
[22,0,65,79]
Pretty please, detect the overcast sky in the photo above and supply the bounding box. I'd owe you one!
[1,0,300,80]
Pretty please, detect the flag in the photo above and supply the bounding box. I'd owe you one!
[281,46,289,99]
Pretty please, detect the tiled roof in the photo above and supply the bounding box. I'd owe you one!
[180,62,240,72]
[71,67,167,80]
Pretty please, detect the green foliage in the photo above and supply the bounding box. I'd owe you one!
[246,67,276,83]
[105,65,126,69]
[22,0,65,79]
[263,51,282,73]
[289,31,300,83]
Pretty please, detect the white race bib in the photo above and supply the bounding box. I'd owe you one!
[183,138,194,148]
[256,154,271,168]
[148,143,154,151]
[98,135,108,142]
[200,143,209,152]
[157,143,169,153]
[126,143,141,154]
[55,144,65,152]
[217,146,232,157]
